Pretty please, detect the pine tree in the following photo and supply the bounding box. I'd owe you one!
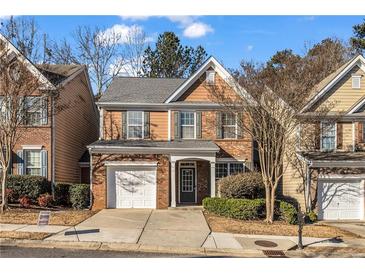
[350,19,365,54]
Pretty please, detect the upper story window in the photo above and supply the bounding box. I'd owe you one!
[180,111,195,139]
[127,111,144,139]
[221,113,237,139]
[206,70,215,85]
[352,75,361,89]
[321,121,336,151]
[24,97,47,126]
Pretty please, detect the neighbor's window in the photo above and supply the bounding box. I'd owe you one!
[206,70,215,85]
[215,162,245,180]
[321,121,336,151]
[24,97,46,126]
[221,112,237,139]
[352,75,361,89]
[127,111,144,139]
[24,150,41,176]
[180,112,195,139]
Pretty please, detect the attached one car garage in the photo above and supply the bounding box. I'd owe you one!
[318,177,365,221]
[106,162,157,209]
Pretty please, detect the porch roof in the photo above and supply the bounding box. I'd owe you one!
[300,151,365,168]
[88,140,220,153]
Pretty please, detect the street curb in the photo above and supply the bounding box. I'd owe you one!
[0,238,265,257]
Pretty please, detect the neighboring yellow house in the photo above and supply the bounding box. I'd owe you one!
[282,54,365,221]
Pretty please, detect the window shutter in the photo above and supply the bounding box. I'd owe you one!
[174,111,180,140]
[337,123,342,150]
[237,113,243,139]
[121,111,127,139]
[144,111,150,139]
[41,98,48,125]
[216,112,222,139]
[41,150,48,178]
[196,111,202,139]
[17,150,24,175]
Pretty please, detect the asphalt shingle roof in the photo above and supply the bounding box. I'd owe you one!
[301,151,365,161]
[36,64,84,85]
[98,77,186,103]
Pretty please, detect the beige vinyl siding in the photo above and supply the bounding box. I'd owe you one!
[150,111,168,140]
[341,122,353,151]
[282,156,305,207]
[54,71,99,183]
[312,66,365,112]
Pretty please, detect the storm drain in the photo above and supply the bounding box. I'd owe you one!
[254,240,278,248]
[262,250,286,258]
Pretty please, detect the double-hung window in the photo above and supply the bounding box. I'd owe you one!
[24,97,46,126]
[24,150,41,176]
[321,121,336,151]
[215,162,245,180]
[127,111,144,139]
[180,112,195,139]
[222,113,237,139]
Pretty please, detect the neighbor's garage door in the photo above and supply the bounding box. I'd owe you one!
[318,179,364,220]
[107,166,157,209]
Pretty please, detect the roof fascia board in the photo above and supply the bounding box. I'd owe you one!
[310,160,365,168]
[0,34,55,90]
[96,102,225,110]
[301,55,365,113]
[348,97,365,114]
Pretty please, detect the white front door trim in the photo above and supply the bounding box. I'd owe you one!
[178,161,197,204]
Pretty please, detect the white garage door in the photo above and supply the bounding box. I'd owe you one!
[318,180,364,220]
[107,165,157,209]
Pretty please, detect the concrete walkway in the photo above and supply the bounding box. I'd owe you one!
[324,222,365,238]
[2,209,364,252]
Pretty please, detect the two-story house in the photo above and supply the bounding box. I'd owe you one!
[0,33,99,186]
[282,54,365,221]
[88,57,254,209]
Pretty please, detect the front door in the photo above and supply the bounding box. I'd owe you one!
[179,167,196,203]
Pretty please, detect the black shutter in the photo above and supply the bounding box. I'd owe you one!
[174,111,180,139]
[144,111,150,139]
[196,111,202,139]
[216,112,222,139]
[121,111,127,139]
[237,113,243,139]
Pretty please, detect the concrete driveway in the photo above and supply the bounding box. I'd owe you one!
[325,222,365,238]
[47,209,210,248]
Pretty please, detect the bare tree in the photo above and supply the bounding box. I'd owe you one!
[123,27,148,76]
[0,38,60,213]
[207,39,351,223]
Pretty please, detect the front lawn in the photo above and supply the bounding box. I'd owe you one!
[204,211,360,239]
[0,208,97,226]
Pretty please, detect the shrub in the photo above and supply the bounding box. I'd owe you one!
[19,195,31,208]
[69,184,90,209]
[203,197,266,220]
[54,183,71,206]
[305,210,318,223]
[37,193,54,207]
[219,172,265,199]
[278,200,298,225]
[6,175,51,201]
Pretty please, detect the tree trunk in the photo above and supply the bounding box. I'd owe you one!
[0,171,7,214]
[270,187,276,223]
[265,185,273,223]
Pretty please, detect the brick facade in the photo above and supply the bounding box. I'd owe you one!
[91,153,170,210]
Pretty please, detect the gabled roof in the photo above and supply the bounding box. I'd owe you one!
[98,77,185,103]
[348,95,365,114]
[36,64,84,85]
[164,56,241,103]
[300,54,365,113]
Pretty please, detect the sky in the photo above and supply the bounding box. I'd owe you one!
[2,15,364,70]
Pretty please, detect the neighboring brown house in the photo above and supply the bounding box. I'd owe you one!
[89,56,254,209]
[0,34,99,185]
[282,54,365,221]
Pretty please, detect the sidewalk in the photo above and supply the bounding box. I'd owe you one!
[2,222,365,256]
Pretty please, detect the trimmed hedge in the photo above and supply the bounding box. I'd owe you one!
[69,184,90,209]
[5,175,51,202]
[203,197,266,220]
[219,172,265,199]
[203,197,298,224]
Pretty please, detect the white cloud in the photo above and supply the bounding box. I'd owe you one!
[247,45,254,51]
[120,16,150,21]
[98,24,153,44]
[183,22,214,38]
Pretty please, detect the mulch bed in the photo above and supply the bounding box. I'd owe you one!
[0,208,97,226]
[204,211,360,239]
[0,231,51,240]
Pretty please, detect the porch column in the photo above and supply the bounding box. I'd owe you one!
[210,161,216,197]
[170,160,176,207]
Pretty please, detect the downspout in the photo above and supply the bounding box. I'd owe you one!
[51,97,56,195]
[88,147,93,210]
